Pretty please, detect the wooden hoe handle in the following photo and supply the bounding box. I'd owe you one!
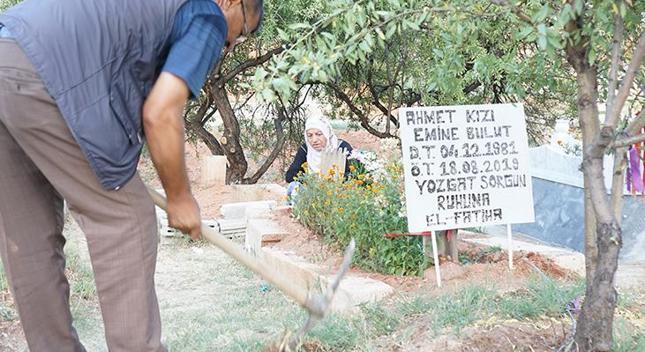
[146,186,323,317]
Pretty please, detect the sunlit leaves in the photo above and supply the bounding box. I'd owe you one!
[252,0,436,101]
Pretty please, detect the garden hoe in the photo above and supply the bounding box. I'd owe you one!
[146,187,356,351]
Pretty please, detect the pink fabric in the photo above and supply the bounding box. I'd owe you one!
[628,146,643,193]
[626,156,631,192]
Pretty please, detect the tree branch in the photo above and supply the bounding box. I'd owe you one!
[605,7,624,118]
[187,96,211,125]
[217,46,285,86]
[609,148,627,223]
[366,64,399,128]
[244,114,286,184]
[490,0,533,24]
[463,81,482,94]
[584,126,615,223]
[626,107,645,135]
[612,133,645,149]
[606,31,645,127]
[325,82,396,138]
[200,108,218,126]
[605,107,645,149]
[191,121,225,155]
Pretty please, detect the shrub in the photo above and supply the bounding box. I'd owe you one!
[293,156,427,276]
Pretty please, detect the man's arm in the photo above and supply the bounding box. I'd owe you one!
[143,72,201,239]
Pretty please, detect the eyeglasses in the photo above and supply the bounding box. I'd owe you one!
[234,0,249,47]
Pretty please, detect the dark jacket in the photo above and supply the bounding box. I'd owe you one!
[0,0,188,190]
[285,140,354,183]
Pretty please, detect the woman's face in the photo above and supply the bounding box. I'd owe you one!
[306,128,327,151]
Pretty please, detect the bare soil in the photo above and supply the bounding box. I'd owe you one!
[337,129,383,152]
[262,210,576,294]
[407,318,571,352]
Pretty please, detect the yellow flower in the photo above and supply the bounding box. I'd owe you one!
[349,164,356,172]
[337,207,344,213]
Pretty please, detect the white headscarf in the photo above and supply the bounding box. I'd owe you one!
[304,117,340,173]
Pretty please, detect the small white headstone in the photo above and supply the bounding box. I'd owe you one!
[200,155,227,187]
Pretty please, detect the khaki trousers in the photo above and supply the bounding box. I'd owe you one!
[0,39,165,352]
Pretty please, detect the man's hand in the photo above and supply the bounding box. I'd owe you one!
[143,72,201,239]
[166,192,201,240]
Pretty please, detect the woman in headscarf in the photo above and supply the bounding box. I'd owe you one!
[285,117,354,201]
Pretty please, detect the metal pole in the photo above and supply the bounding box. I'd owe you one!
[507,224,513,270]
[430,231,442,287]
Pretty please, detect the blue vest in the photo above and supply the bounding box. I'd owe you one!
[0,0,188,190]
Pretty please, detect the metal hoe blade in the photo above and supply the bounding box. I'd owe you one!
[280,238,356,351]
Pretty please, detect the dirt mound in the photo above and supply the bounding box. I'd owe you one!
[456,241,573,280]
[418,319,571,352]
[270,212,573,294]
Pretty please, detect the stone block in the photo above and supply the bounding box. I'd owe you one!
[258,248,393,313]
[273,205,293,216]
[221,200,277,219]
[245,219,287,253]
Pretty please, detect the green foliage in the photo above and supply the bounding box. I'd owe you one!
[254,0,446,101]
[251,0,583,143]
[498,277,585,320]
[398,277,586,334]
[308,278,594,350]
[307,314,361,351]
[250,0,643,145]
[613,317,645,352]
[293,160,427,276]
[426,284,496,333]
[360,304,400,336]
[0,0,20,12]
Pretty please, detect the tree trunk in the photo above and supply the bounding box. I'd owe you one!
[211,86,248,183]
[447,230,458,262]
[242,112,287,184]
[433,230,459,262]
[582,186,598,282]
[574,222,621,351]
[569,54,622,352]
[579,74,600,284]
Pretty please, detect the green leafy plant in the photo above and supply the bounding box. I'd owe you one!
[293,160,427,275]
